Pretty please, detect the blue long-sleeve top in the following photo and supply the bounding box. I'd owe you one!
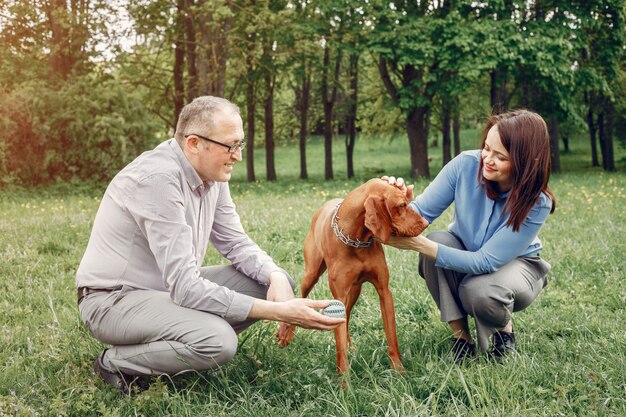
[410,150,552,275]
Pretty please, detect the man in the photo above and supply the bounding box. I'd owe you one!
[76,96,343,395]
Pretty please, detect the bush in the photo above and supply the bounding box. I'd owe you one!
[0,75,161,185]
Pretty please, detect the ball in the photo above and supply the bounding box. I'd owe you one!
[322,300,346,318]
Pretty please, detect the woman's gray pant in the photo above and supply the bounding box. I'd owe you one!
[79,265,289,376]
[419,231,550,351]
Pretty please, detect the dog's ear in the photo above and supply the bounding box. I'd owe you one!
[364,195,392,243]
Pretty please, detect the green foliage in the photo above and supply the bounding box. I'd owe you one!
[0,75,160,185]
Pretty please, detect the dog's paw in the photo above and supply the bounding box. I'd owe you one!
[276,325,296,347]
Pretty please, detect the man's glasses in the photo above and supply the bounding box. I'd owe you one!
[185,134,246,154]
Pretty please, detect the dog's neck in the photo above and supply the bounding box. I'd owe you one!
[332,193,374,248]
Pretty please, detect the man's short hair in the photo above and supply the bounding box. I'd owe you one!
[174,96,240,145]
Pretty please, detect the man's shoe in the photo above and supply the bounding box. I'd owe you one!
[93,350,150,395]
[491,331,516,359]
[450,337,476,363]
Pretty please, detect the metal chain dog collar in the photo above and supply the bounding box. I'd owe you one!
[331,203,374,248]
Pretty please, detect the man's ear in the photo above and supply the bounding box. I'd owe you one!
[364,195,392,243]
[184,135,201,154]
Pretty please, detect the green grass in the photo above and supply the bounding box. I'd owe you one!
[1,132,625,416]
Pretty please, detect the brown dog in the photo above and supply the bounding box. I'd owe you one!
[278,178,429,373]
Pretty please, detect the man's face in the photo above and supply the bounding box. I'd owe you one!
[191,110,244,182]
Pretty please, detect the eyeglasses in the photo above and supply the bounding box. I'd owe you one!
[185,134,246,154]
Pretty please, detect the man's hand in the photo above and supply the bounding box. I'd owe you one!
[267,271,295,339]
[381,176,414,200]
[249,298,345,332]
[267,271,294,303]
[275,299,346,330]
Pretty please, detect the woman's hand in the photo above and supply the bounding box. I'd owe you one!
[381,176,414,200]
[385,235,439,259]
[385,235,419,251]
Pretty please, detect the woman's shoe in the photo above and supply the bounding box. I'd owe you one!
[450,337,476,363]
[491,331,516,359]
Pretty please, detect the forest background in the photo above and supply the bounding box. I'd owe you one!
[0,0,624,186]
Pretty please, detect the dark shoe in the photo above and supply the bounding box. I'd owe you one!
[491,331,516,359]
[450,337,476,363]
[93,350,150,395]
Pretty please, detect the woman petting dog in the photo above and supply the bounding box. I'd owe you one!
[384,109,555,363]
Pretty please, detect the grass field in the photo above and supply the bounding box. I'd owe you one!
[0,131,625,416]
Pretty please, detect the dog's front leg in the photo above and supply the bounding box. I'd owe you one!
[373,279,404,372]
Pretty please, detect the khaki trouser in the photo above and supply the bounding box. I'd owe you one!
[419,231,550,351]
[79,265,286,376]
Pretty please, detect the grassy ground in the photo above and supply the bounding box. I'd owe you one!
[0,131,624,416]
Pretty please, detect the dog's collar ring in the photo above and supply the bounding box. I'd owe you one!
[331,203,374,248]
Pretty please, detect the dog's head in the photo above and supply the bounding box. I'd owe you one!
[363,179,429,243]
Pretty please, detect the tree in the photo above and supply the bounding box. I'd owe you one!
[370,1,483,177]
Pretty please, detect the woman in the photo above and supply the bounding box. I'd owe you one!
[385,109,555,362]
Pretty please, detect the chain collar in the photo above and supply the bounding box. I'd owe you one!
[331,203,374,248]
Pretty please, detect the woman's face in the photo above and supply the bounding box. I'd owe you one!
[481,125,513,192]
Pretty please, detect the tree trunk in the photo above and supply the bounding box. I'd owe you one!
[603,102,615,171]
[345,52,358,179]
[321,44,341,181]
[490,69,508,113]
[585,92,599,167]
[406,107,431,178]
[453,98,461,156]
[246,68,256,182]
[598,112,606,170]
[296,62,311,180]
[561,133,569,153]
[46,0,84,79]
[596,97,615,172]
[548,116,560,174]
[173,0,186,129]
[264,73,276,181]
[196,0,231,96]
[184,0,197,101]
[441,98,452,165]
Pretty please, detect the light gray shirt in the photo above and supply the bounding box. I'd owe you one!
[76,139,283,321]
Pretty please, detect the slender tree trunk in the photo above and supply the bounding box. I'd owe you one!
[264,73,276,181]
[345,52,358,179]
[297,62,311,180]
[584,92,599,167]
[441,98,452,165]
[562,133,570,153]
[603,102,615,171]
[598,112,606,170]
[548,116,560,174]
[321,45,341,180]
[246,70,255,182]
[173,0,186,129]
[453,98,461,156]
[184,0,197,101]
[406,107,431,178]
[245,28,256,182]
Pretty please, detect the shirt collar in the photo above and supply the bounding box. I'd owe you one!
[168,139,214,194]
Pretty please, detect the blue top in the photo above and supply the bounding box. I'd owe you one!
[410,150,552,275]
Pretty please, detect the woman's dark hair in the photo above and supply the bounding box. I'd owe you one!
[478,109,556,232]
